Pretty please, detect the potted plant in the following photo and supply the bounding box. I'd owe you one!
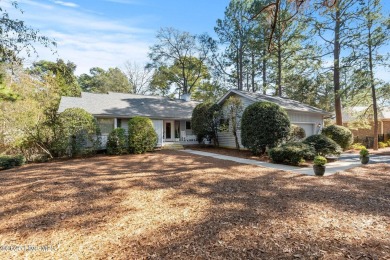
[313,155,327,176]
[359,148,369,164]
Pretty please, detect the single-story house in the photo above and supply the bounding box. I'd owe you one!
[343,106,390,142]
[216,89,331,149]
[58,92,199,147]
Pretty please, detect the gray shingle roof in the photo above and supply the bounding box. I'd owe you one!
[220,89,330,115]
[58,92,199,119]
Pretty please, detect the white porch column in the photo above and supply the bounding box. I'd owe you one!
[114,118,118,129]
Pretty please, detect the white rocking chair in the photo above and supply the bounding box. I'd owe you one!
[180,130,187,141]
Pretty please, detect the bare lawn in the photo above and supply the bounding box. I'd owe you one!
[0,151,389,259]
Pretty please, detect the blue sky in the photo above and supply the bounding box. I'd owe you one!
[4,0,229,74]
[3,0,390,81]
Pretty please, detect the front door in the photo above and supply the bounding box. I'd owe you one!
[164,121,174,141]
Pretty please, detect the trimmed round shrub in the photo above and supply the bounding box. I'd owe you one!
[303,134,342,156]
[288,124,306,141]
[241,101,290,154]
[58,108,101,157]
[0,155,26,170]
[128,117,157,154]
[313,156,327,166]
[359,148,369,157]
[107,128,128,155]
[322,125,353,150]
[268,142,315,166]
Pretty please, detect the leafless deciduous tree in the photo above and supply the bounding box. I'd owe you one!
[124,62,153,95]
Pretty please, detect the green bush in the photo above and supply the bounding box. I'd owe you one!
[58,108,101,157]
[107,128,128,155]
[313,156,327,166]
[351,143,366,150]
[303,134,342,156]
[287,124,306,141]
[128,117,157,154]
[192,103,222,143]
[241,102,290,155]
[359,148,369,157]
[322,125,353,150]
[0,155,26,170]
[379,142,388,148]
[268,142,315,166]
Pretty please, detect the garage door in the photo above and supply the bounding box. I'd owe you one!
[296,123,314,137]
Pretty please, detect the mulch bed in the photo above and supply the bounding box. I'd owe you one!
[0,150,389,259]
[185,144,272,162]
[185,145,316,167]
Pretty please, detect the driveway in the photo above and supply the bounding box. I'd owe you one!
[182,149,390,176]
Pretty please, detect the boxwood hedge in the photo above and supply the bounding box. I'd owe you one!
[322,125,353,150]
[268,142,315,166]
[241,101,290,155]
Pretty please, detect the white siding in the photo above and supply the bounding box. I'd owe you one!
[218,94,253,148]
[152,120,163,147]
[218,130,244,149]
[288,111,323,136]
[217,93,324,149]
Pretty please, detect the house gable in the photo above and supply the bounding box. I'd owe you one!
[217,89,326,149]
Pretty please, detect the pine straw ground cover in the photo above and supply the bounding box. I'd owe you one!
[0,151,389,259]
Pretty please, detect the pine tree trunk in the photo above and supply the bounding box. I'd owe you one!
[262,44,267,94]
[251,51,255,92]
[367,5,379,150]
[236,50,240,90]
[276,14,282,97]
[277,38,282,97]
[334,2,343,125]
[238,44,244,90]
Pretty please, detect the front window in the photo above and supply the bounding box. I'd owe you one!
[97,118,114,135]
[186,121,191,130]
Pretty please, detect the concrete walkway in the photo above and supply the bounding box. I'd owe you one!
[182,149,390,176]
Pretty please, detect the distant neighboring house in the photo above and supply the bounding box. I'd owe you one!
[343,106,390,141]
[216,89,331,149]
[58,92,199,147]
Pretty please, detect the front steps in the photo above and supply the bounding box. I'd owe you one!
[161,143,185,150]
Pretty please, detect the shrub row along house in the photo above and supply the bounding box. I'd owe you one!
[216,90,331,149]
[58,92,199,147]
[58,90,330,149]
